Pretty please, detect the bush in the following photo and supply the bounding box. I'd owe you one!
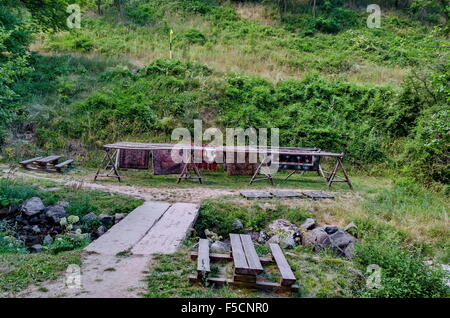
[125,1,160,26]
[0,221,28,254]
[0,180,38,208]
[354,238,448,298]
[66,195,99,218]
[47,233,90,255]
[176,29,207,45]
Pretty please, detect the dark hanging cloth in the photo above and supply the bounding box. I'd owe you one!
[192,146,218,171]
[118,149,150,169]
[152,149,183,175]
[225,152,257,176]
[277,147,321,171]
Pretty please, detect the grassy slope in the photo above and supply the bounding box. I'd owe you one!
[41,3,435,86]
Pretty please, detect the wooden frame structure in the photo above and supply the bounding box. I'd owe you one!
[93,142,352,189]
[189,235,299,292]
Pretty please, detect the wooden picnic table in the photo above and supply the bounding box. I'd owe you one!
[20,156,74,173]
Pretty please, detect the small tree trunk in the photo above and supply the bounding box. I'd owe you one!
[312,0,316,18]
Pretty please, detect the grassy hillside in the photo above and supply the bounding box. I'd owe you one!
[1,0,449,186]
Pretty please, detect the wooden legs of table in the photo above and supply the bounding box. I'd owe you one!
[326,157,353,190]
[249,156,275,186]
[177,162,203,184]
[283,170,305,181]
[94,149,121,182]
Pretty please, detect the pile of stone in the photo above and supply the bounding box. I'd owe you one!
[257,218,357,258]
[0,197,125,253]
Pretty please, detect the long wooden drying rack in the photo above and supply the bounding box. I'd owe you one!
[93,142,352,189]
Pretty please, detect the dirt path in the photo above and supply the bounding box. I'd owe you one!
[5,169,236,203]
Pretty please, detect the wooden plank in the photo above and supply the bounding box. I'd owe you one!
[302,190,334,200]
[35,155,61,164]
[270,190,303,198]
[197,239,210,274]
[85,201,171,255]
[131,203,199,255]
[240,234,263,273]
[55,159,74,169]
[240,191,272,199]
[230,233,249,274]
[20,157,42,165]
[269,243,296,286]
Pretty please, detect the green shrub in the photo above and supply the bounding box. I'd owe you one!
[354,238,448,298]
[0,234,28,254]
[66,195,99,218]
[47,233,90,255]
[81,218,102,232]
[0,180,38,208]
[125,1,160,26]
[0,221,28,254]
[176,29,207,45]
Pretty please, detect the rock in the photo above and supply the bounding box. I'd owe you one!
[268,234,296,249]
[329,230,356,250]
[30,244,43,253]
[31,225,41,234]
[267,219,302,246]
[20,197,45,217]
[45,205,68,224]
[303,226,357,258]
[15,215,28,225]
[204,229,221,241]
[300,218,316,230]
[43,235,53,245]
[114,213,125,223]
[210,241,230,254]
[29,216,41,224]
[82,212,98,222]
[56,201,70,208]
[324,226,339,235]
[257,231,270,243]
[442,265,450,288]
[343,242,355,258]
[96,225,107,236]
[303,227,332,250]
[231,219,244,231]
[99,214,113,226]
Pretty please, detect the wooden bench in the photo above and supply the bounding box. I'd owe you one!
[196,238,210,278]
[55,159,74,172]
[20,157,42,169]
[230,234,263,276]
[269,243,297,286]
